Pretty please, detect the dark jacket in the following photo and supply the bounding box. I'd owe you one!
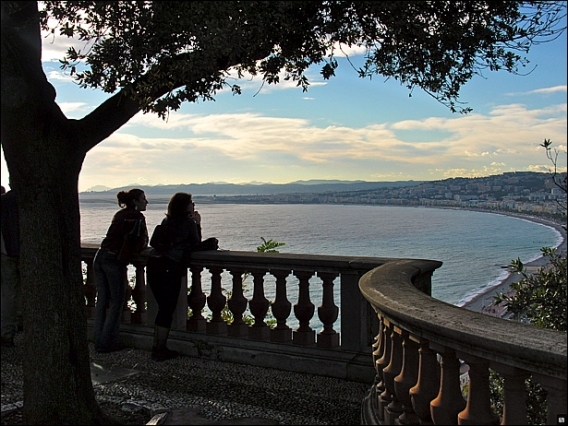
[160,214,202,263]
[1,191,20,257]
[100,208,148,255]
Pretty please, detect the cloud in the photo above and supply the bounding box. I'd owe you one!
[100,100,566,185]
[390,103,566,163]
[506,85,567,97]
[45,70,74,82]
[41,12,99,63]
[332,43,368,57]
[231,73,328,94]
[58,102,91,115]
[439,166,510,179]
[32,29,567,190]
[526,85,567,95]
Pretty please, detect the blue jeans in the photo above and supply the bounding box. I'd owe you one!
[93,248,127,351]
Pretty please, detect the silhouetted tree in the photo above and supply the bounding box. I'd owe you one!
[1,1,566,423]
[541,139,567,226]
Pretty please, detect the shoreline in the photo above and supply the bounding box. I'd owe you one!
[461,212,566,314]
[79,199,564,314]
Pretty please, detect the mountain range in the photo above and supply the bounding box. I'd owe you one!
[80,179,422,200]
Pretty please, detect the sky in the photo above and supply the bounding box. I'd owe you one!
[1,14,566,193]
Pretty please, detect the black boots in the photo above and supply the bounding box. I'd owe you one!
[151,325,179,361]
[152,346,180,361]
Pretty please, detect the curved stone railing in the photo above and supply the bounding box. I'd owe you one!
[359,260,567,425]
[80,244,441,382]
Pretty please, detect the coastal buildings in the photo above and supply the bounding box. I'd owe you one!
[204,172,567,222]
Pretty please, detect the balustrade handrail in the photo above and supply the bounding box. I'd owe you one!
[82,243,399,272]
[359,259,567,425]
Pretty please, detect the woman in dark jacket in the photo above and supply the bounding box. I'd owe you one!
[147,192,201,361]
[93,188,149,353]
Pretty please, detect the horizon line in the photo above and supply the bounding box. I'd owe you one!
[81,170,559,193]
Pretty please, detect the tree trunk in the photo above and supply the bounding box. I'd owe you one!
[1,2,110,424]
[17,138,107,425]
[1,69,112,426]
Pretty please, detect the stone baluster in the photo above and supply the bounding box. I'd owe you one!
[122,272,132,323]
[373,317,386,391]
[409,338,440,424]
[293,271,315,345]
[532,373,568,426]
[249,269,270,340]
[206,267,227,334]
[187,265,206,332]
[394,330,420,424]
[130,261,147,324]
[270,269,292,343]
[316,271,339,348]
[383,326,404,423]
[457,354,499,425]
[227,268,248,337]
[369,322,384,415]
[490,363,528,425]
[430,345,466,425]
[362,317,387,425]
[83,259,96,318]
[377,321,394,422]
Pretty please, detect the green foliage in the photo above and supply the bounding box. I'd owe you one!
[495,247,567,331]
[489,370,504,417]
[525,381,548,426]
[40,1,567,115]
[489,371,548,426]
[256,237,286,253]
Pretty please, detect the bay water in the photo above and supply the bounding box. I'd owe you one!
[80,202,562,308]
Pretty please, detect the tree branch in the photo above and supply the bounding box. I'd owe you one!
[77,50,263,151]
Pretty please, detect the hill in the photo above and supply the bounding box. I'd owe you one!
[80,180,422,201]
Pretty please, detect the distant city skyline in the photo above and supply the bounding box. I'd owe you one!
[1,12,566,192]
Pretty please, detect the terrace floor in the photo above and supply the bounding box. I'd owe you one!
[1,332,369,425]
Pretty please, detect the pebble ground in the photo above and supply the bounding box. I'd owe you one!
[1,333,370,425]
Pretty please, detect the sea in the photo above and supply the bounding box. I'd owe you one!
[80,202,563,309]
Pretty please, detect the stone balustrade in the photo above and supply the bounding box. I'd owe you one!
[81,244,439,382]
[359,260,567,425]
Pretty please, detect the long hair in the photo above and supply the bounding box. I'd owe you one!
[117,188,144,209]
[166,192,193,220]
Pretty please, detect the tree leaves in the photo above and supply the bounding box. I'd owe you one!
[40,1,567,116]
[495,247,567,331]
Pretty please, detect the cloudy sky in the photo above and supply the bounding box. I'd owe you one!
[1,15,566,192]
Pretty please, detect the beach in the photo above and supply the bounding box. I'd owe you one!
[462,213,566,314]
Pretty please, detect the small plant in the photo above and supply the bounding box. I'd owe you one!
[256,237,286,253]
